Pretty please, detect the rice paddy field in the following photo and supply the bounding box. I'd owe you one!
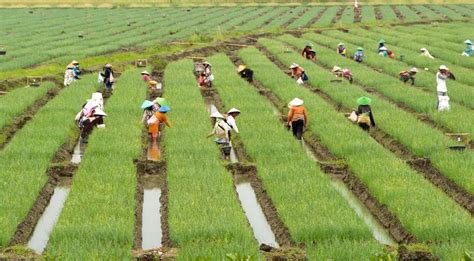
[0,1,473,260]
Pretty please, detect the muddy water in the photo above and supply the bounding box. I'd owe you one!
[330,180,396,245]
[236,182,279,248]
[147,141,161,161]
[70,139,84,164]
[301,140,396,245]
[27,187,70,254]
[142,188,162,250]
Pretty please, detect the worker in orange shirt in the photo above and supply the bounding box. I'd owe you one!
[287,98,308,140]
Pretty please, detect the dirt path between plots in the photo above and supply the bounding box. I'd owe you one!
[331,6,346,24]
[258,44,474,215]
[374,6,383,20]
[391,6,405,21]
[307,7,328,27]
[198,72,305,259]
[0,87,60,150]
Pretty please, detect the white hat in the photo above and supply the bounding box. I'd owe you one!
[332,66,341,72]
[379,46,387,51]
[289,63,299,69]
[439,65,448,70]
[409,67,418,73]
[288,98,304,107]
[71,60,79,64]
[94,109,107,116]
[420,48,427,52]
[141,71,150,75]
[203,61,211,67]
[105,63,112,68]
[227,108,240,114]
[91,92,103,101]
[210,111,224,119]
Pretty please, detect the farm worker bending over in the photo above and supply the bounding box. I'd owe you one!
[420,48,434,59]
[399,67,418,86]
[154,97,168,109]
[332,66,353,84]
[148,80,158,90]
[287,98,307,140]
[141,71,151,83]
[75,95,107,143]
[226,108,241,134]
[290,63,308,85]
[103,64,115,90]
[337,42,346,56]
[462,40,473,57]
[71,60,81,79]
[355,96,375,131]
[302,42,316,60]
[64,64,75,87]
[353,47,364,63]
[207,111,232,144]
[436,65,455,112]
[203,61,215,87]
[377,39,386,53]
[237,65,254,82]
[144,101,171,143]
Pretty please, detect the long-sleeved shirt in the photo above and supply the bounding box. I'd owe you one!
[420,51,434,59]
[226,115,239,133]
[399,71,416,85]
[288,106,308,125]
[436,72,448,92]
[209,119,232,140]
[356,105,375,126]
[291,67,304,78]
[337,46,346,56]
[353,51,363,62]
[104,68,114,83]
[302,46,316,59]
[239,68,253,82]
[464,45,473,56]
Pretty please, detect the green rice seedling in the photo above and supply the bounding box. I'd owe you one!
[394,5,422,21]
[0,76,95,246]
[287,7,324,29]
[445,5,474,18]
[263,6,307,29]
[0,82,56,131]
[207,53,383,260]
[234,6,280,31]
[239,45,474,260]
[161,59,260,259]
[313,6,339,26]
[46,68,147,259]
[411,5,445,20]
[303,32,474,136]
[409,22,473,44]
[360,5,378,23]
[338,6,355,24]
[429,5,466,19]
[270,35,474,195]
[378,5,398,21]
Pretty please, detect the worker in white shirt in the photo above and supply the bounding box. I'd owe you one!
[436,65,455,111]
[226,108,241,134]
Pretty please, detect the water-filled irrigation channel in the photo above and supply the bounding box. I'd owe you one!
[142,188,163,250]
[301,140,396,245]
[26,139,83,254]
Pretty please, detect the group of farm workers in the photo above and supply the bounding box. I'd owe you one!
[141,98,171,143]
[140,70,161,90]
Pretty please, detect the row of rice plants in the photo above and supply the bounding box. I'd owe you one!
[239,45,474,260]
[207,53,383,260]
[262,5,307,29]
[429,5,466,19]
[411,5,444,20]
[270,35,474,195]
[409,22,473,44]
[445,4,474,18]
[234,6,280,31]
[162,59,259,259]
[210,6,261,31]
[318,29,474,107]
[46,68,146,259]
[303,32,474,137]
[373,25,474,72]
[378,5,399,21]
[0,82,56,132]
[338,6,356,24]
[0,75,95,246]
[393,5,421,21]
[287,6,325,29]
[311,6,338,26]
[360,5,377,23]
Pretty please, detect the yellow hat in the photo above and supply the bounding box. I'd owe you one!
[237,65,246,72]
[149,80,158,86]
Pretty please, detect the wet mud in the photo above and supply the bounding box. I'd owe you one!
[1,87,60,150]
[391,5,406,20]
[308,7,328,27]
[332,6,346,24]
[283,7,310,28]
[374,6,383,20]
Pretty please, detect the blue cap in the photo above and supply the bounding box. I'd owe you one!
[141,100,154,109]
[159,106,170,113]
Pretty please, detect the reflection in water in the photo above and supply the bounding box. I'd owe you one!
[147,141,161,161]
[142,188,162,250]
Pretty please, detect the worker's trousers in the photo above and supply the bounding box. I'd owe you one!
[291,119,305,140]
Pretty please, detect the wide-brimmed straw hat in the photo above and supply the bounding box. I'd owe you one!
[141,100,154,109]
[357,96,372,106]
[338,42,344,46]
[289,63,299,69]
[378,39,386,44]
[409,67,418,73]
[227,108,240,114]
[420,48,428,52]
[237,65,246,72]
[332,66,342,72]
[357,47,364,51]
[159,106,170,113]
[105,63,112,68]
[154,97,169,107]
[305,41,313,47]
[203,61,211,67]
[149,80,158,86]
[93,109,107,116]
[464,39,472,45]
[66,63,74,69]
[288,98,304,107]
[71,60,79,65]
[379,46,388,51]
[439,65,449,70]
[141,71,150,75]
[210,111,224,119]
